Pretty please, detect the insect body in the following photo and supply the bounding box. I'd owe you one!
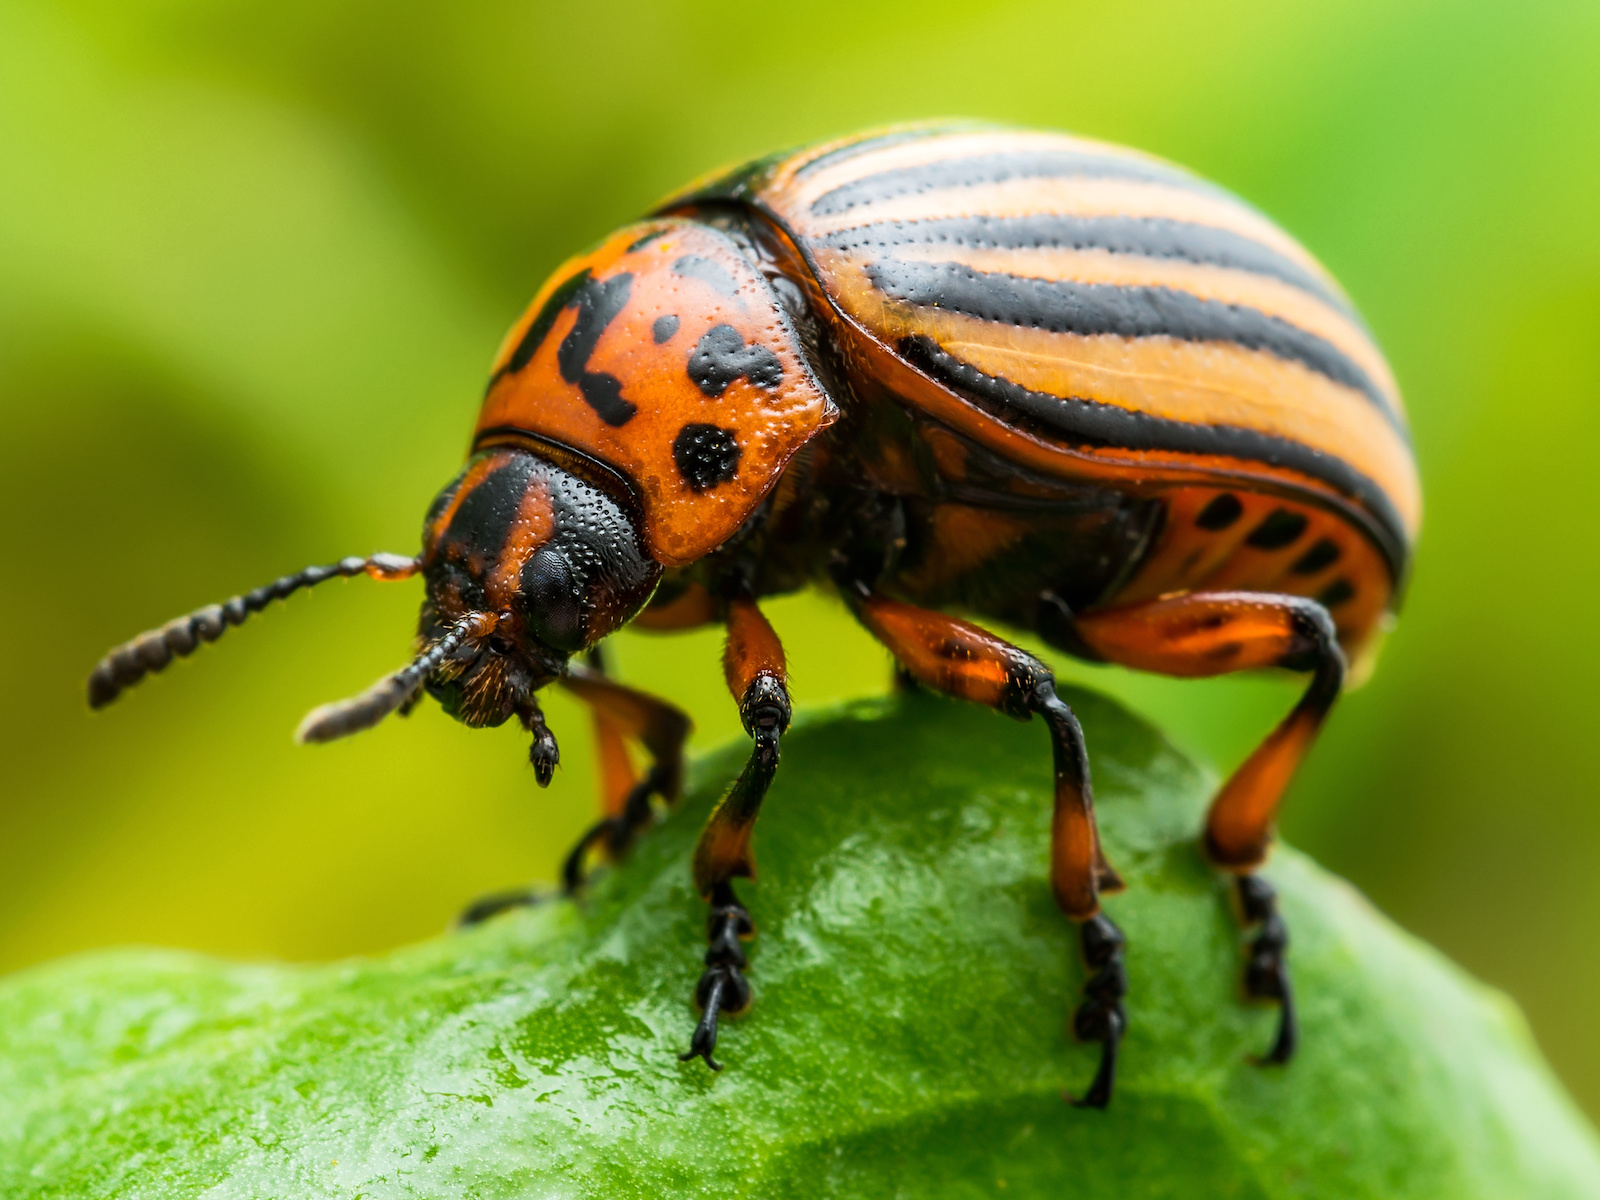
[90,125,1418,1108]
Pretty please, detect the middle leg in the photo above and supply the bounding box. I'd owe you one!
[844,585,1128,1108]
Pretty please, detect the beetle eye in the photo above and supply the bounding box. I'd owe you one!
[523,546,584,653]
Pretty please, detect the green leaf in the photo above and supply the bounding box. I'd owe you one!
[2,690,1597,1198]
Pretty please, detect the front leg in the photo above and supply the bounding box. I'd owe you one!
[680,597,790,1070]
[455,671,690,928]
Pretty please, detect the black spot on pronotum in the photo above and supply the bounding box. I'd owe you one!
[1318,579,1355,608]
[672,255,739,296]
[673,423,741,491]
[653,314,680,344]
[1196,493,1243,531]
[688,325,783,397]
[1245,508,1309,550]
[558,273,637,426]
[1292,538,1342,574]
[498,268,592,385]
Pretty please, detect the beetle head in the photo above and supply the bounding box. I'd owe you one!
[414,445,660,729]
[85,443,659,744]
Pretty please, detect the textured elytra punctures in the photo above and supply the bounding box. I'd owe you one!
[1,691,1597,1198]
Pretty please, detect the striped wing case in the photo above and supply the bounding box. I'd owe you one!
[677,125,1419,594]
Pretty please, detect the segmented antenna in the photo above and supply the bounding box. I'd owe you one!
[294,612,497,745]
[87,553,421,710]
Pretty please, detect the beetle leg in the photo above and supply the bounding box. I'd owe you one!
[842,585,1127,1108]
[454,697,563,925]
[1059,589,1346,1066]
[558,661,693,892]
[680,597,789,1071]
[454,666,690,928]
[588,649,642,816]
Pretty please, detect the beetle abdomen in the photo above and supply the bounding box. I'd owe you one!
[676,125,1419,592]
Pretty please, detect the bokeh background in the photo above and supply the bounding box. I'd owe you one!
[3,0,1598,1116]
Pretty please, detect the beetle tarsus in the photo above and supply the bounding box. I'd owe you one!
[1069,912,1127,1109]
[560,766,669,891]
[1237,874,1296,1065]
[681,882,753,1071]
[455,887,551,928]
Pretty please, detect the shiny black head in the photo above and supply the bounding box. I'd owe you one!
[416,445,661,728]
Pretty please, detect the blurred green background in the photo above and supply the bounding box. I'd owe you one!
[2,0,1597,1119]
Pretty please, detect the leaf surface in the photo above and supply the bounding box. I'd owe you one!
[2,691,1597,1198]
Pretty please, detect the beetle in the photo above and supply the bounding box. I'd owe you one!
[89,123,1418,1108]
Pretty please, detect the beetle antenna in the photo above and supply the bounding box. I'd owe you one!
[294,612,497,745]
[87,553,422,710]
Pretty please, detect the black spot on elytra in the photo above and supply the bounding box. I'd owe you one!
[1318,578,1355,608]
[1196,493,1243,531]
[1292,538,1342,574]
[652,314,680,344]
[673,423,741,491]
[688,325,783,397]
[672,255,739,296]
[557,273,637,426]
[1245,508,1308,550]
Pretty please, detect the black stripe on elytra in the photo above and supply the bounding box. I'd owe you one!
[900,335,1408,577]
[868,258,1401,427]
[557,273,637,426]
[822,213,1355,318]
[792,127,950,179]
[672,255,739,296]
[810,150,1223,217]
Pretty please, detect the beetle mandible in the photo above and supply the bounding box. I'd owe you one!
[89,124,1419,1108]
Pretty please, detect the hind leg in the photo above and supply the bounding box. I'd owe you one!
[1054,589,1346,1064]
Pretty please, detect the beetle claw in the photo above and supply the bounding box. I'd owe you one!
[1069,912,1127,1109]
[682,885,753,1072]
[453,886,551,928]
[1237,875,1297,1065]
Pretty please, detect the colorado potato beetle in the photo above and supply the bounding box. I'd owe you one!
[90,124,1418,1107]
